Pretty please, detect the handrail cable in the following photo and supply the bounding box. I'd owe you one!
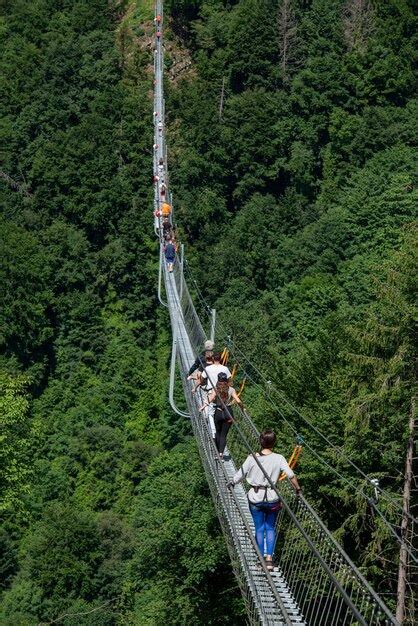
[152,2,401,623]
[171,280,398,624]
[183,260,418,563]
[183,259,418,525]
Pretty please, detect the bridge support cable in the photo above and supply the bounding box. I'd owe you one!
[168,323,190,419]
[152,2,398,624]
[157,244,168,307]
[210,308,216,344]
[165,258,398,626]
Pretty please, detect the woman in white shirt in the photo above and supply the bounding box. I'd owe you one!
[230,429,301,570]
[198,352,231,391]
[200,372,243,459]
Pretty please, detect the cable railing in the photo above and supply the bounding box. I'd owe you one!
[182,259,418,564]
[164,261,300,624]
[152,2,399,624]
[169,258,397,626]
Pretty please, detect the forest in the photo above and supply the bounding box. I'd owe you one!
[0,0,417,624]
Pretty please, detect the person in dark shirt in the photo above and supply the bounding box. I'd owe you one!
[164,239,176,273]
[162,218,171,239]
[187,340,214,380]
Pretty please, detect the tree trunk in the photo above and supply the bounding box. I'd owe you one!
[219,76,225,121]
[278,0,297,82]
[396,397,415,624]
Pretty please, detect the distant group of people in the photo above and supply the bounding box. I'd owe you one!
[153,157,176,270]
[188,340,301,570]
[153,165,175,267]
[153,149,167,198]
[155,12,161,38]
[153,16,177,272]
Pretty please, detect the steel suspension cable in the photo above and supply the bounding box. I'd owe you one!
[183,259,418,526]
[151,2,405,623]
[171,266,398,625]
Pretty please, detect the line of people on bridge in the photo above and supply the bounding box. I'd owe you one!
[189,339,301,571]
[152,9,179,275]
[155,11,162,38]
[153,5,302,574]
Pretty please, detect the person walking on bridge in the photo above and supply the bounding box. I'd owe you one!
[187,340,214,381]
[164,239,176,273]
[162,217,172,239]
[229,429,301,571]
[200,372,243,460]
[199,351,231,391]
[195,352,231,439]
[161,201,171,218]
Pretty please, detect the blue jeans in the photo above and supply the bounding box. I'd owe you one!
[249,500,281,557]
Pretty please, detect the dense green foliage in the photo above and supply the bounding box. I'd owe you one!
[0,1,239,623]
[165,0,417,613]
[0,0,417,623]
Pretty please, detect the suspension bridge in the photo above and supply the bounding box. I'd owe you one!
[151,2,404,623]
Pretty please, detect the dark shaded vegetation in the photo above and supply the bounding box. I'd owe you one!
[165,0,417,617]
[0,0,417,623]
[0,1,240,623]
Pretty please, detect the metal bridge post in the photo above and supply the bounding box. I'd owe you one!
[169,321,190,418]
[169,191,174,224]
[210,308,216,343]
[179,244,185,301]
[158,244,168,307]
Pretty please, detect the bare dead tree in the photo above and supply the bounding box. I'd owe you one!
[343,0,375,53]
[277,0,298,83]
[219,76,226,121]
[0,170,32,198]
[396,397,416,624]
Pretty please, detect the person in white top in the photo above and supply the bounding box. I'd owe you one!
[199,372,243,459]
[193,352,230,439]
[200,352,231,391]
[229,429,301,571]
